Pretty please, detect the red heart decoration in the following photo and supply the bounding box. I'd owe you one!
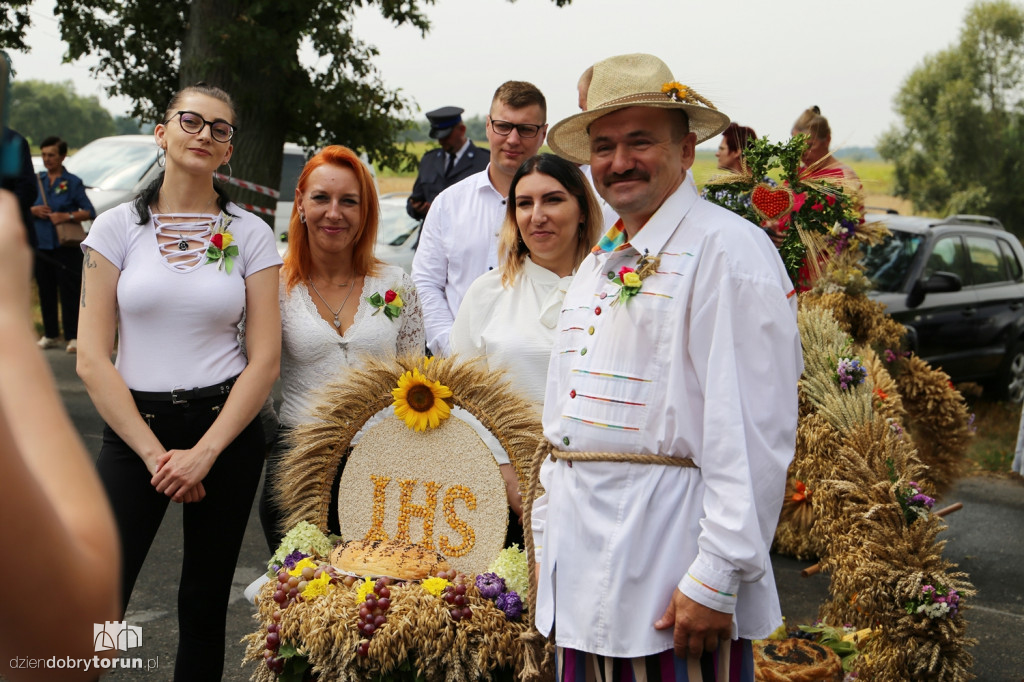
[750,184,794,220]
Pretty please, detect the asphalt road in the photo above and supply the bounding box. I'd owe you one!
[38,349,1024,681]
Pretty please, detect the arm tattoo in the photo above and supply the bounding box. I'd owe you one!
[80,248,96,308]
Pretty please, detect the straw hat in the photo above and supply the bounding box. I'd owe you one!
[548,53,730,164]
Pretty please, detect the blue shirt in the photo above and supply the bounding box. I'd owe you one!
[32,168,95,250]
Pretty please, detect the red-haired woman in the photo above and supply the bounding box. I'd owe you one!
[258,145,424,551]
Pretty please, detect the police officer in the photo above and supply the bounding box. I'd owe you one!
[406,106,488,220]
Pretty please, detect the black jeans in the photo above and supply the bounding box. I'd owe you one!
[95,394,264,681]
[34,246,82,340]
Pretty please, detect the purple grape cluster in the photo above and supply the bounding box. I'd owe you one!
[262,621,284,673]
[356,578,393,657]
[440,571,473,621]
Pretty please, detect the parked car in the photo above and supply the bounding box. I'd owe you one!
[374,192,421,273]
[64,134,309,223]
[860,213,1024,402]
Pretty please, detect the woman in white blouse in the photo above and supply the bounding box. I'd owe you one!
[450,153,602,522]
[259,145,425,550]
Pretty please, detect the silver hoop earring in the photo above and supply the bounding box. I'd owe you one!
[220,162,232,179]
[157,148,166,168]
[299,212,306,224]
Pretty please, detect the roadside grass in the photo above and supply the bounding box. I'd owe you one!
[960,388,1021,475]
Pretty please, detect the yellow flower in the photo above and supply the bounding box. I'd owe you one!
[661,81,688,101]
[355,576,374,603]
[622,272,642,288]
[421,576,450,597]
[219,231,234,248]
[287,557,317,577]
[392,368,453,431]
[391,292,404,307]
[301,572,332,600]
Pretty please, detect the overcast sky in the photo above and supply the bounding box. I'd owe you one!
[14,0,978,149]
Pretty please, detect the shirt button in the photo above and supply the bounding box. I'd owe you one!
[570,389,576,398]
[562,436,570,446]
[588,326,595,335]
[595,306,602,315]
[580,347,587,356]
[599,292,608,300]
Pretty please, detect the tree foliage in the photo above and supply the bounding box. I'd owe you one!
[879,0,1024,234]
[9,80,117,148]
[36,0,567,219]
[0,1,32,52]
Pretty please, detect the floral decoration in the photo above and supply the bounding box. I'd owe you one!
[661,81,689,102]
[267,520,332,573]
[301,572,333,600]
[609,250,660,305]
[421,576,450,597]
[54,180,69,195]
[905,583,960,619]
[391,367,453,431]
[495,590,523,621]
[355,576,375,603]
[897,480,935,524]
[835,357,867,391]
[205,215,239,274]
[791,479,810,504]
[367,288,404,321]
[702,135,863,289]
[487,544,529,598]
[475,572,506,600]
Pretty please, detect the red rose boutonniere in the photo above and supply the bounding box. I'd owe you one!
[367,288,404,320]
[205,215,239,274]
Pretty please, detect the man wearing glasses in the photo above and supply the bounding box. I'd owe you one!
[412,81,547,356]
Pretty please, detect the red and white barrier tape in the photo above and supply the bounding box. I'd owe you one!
[235,203,276,217]
[214,172,280,199]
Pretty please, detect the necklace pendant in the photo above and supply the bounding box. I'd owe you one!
[178,239,189,252]
[333,316,342,329]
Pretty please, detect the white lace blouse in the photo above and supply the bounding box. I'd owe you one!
[278,264,425,427]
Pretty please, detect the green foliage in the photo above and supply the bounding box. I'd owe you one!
[49,0,570,219]
[879,0,1024,236]
[8,80,117,148]
[0,1,31,51]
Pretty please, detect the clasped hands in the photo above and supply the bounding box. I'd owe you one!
[30,205,76,224]
[149,447,215,504]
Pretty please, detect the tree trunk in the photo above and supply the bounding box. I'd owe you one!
[179,0,296,226]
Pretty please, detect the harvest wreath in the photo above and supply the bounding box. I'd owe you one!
[244,355,546,681]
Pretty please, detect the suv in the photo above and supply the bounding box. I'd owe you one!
[860,213,1024,402]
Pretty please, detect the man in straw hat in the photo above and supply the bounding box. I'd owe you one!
[531,54,802,680]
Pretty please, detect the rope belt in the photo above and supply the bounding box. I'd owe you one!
[543,444,697,468]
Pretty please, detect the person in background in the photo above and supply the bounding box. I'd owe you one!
[412,81,548,356]
[537,53,802,680]
[792,106,861,186]
[77,83,282,680]
[406,106,489,221]
[259,145,424,552]
[0,188,120,680]
[1,126,38,248]
[30,136,96,353]
[451,153,603,525]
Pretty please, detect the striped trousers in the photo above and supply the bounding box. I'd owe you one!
[556,639,754,682]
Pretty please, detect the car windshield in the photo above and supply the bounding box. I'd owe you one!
[861,229,924,292]
[378,201,419,246]
[65,139,157,191]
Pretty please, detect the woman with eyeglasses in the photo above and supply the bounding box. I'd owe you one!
[77,83,282,680]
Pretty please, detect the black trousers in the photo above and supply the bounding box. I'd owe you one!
[35,246,82,340]
[95,395,264,681]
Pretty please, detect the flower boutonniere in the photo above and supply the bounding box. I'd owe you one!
[54,180,69,195]
[609,250,660,305]
[205,215,239,274]
[367,288,404,320]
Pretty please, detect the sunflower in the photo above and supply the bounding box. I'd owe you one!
[391,368,453,431]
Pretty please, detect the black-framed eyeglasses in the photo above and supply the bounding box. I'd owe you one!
[167,111,236,143]
[488,117,544,138]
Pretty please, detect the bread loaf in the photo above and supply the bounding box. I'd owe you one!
[330,540,451,580]
[753,638,844,682]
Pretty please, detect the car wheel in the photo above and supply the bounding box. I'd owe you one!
[990,343,1024,403]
